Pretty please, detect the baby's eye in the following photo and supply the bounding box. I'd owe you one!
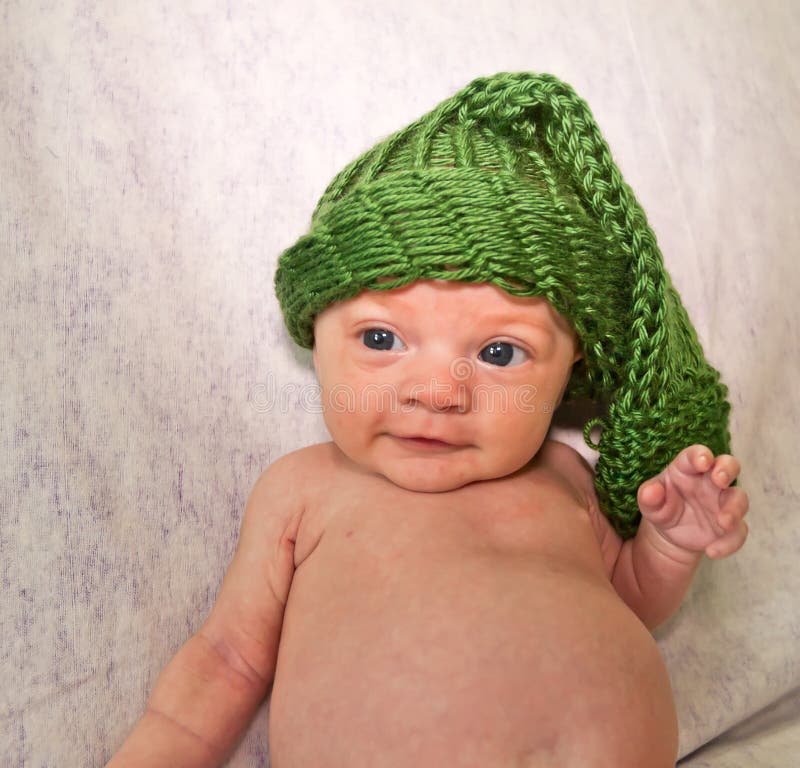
[362,328,405,351]
[478,341,529,367]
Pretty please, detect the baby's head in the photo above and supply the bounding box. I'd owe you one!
[311,278,582,493]
[274,72,732,537]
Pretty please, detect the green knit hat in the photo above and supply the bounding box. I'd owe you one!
[274,71,732,538]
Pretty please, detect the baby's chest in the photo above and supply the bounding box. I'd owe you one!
[295,467,602,573]
[287,471,614,671]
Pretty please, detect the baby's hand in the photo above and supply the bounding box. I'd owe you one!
[637,444,749,559]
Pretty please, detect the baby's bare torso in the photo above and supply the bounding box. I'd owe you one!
[268,441,678,767]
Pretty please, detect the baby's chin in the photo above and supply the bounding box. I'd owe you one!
[380,471,474,494]
[371,455,502,494]
[332,436,535,492]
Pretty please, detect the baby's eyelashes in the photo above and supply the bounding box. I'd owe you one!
[479,341,529,367]
[361,329,529,368]
[362,328,406,351]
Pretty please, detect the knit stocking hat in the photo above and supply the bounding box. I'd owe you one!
[274,71,733,538]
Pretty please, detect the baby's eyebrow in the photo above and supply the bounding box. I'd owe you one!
[353,296,413,314]
[345,302,557,338]
[478,313,556,337]
[344,303,395,321]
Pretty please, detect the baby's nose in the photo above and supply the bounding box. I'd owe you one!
[404,354,472,412]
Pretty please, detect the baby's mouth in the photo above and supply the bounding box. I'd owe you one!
[392,435,462,450]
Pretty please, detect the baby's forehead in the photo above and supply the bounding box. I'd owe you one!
[345,279,563,326]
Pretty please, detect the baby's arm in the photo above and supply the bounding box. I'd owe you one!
[107,453,304,768]
[588,445,749,630]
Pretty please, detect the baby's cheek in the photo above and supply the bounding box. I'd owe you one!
[504,415,549,463]
[320,389,354,438]
[320,385,381,444]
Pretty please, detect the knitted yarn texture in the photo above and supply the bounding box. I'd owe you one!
[274,71,733,538]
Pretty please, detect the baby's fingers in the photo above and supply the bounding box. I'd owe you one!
[710,454,742,488]
[706,520,749,559]
[637,478,671,525]
[685,444,715,474]
[717,486,750,529]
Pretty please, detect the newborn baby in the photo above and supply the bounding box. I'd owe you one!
[108,280,748,768]
[267,279,748,767]
[108,72,750,767]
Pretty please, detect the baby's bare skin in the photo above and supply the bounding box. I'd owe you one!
[107,280,748,768]
[267,440,678,768]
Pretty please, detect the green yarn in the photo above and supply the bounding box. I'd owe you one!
[274,71,733,539]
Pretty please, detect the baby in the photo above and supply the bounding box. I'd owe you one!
[108,73,749,767]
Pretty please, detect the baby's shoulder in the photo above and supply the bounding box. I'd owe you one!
[256,442,338,497]
[534,439,597,506]
[265,440,331,465]
[538,438,594,472]
[242,443,336,540]
[273,441,338,474]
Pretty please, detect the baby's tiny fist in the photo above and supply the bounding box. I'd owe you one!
[637,445,750,557]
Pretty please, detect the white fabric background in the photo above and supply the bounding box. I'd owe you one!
[1,1,798,766]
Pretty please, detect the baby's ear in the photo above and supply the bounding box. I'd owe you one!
[572,336,584,364]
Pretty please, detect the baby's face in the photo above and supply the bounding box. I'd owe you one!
[312,279,582,492]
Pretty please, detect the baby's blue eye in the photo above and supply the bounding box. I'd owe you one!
[479,341,528,367]
[362,328,405,351]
